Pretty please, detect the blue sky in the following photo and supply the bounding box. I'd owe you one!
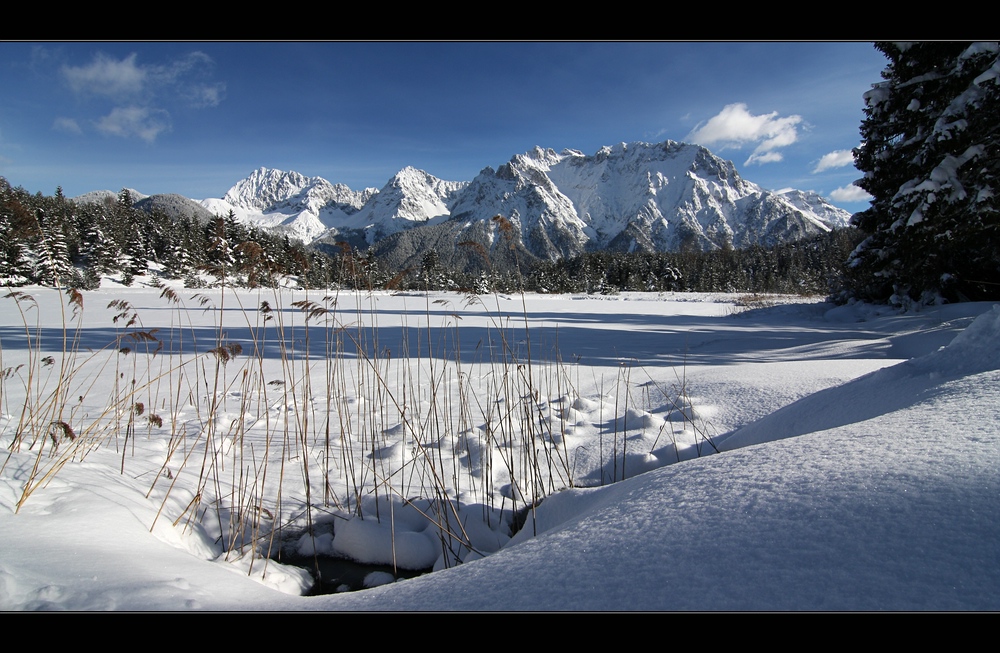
[0,42,887,211]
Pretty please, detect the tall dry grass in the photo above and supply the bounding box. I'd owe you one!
[0,275,593,573]
[1,231,715,581]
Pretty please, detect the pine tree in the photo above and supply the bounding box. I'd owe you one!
[204,215,236,285]
[40,216,73,286]
[850,42,1000,303]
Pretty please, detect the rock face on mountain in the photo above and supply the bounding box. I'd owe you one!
[200,141,851,264]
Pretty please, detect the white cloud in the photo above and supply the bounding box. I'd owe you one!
[829,184,873,203]
[52,117,82,135]
[62,52,146,100]
[96,106,170,143]
[813,149,856,173]
[685,103,803,165]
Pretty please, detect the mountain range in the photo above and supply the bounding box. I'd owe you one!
[85,140,853,269]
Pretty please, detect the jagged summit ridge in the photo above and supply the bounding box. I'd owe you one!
[223,167,373,215]
[444,140,851,260]
[205,167,378,244]
[224,167,311,211]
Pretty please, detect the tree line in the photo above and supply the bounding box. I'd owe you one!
[1,177,866,297]
[0,179,358,290]
[403,228,863,296]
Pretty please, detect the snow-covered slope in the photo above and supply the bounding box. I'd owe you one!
[74,188,148,206]
[134,194,215,223]
[448,150,592,261]
[775,188,852,230]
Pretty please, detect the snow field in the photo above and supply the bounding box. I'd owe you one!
[0,286,729,583]
[1,284,996,610]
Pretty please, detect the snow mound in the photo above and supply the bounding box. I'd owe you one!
[922,304,1000,375]
[329,495,510,572]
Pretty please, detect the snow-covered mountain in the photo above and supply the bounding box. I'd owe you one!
[446,142,852,259]
[221,167,376,216]
[199,141,851,261]
[201,167,378,244]
[774,188,853,230]
[135,194,215,223]
[347,167,468,244]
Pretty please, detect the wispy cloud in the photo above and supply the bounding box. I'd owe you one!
[747,150,784,165]
[829,183,872,203]
[29,45,59,72]
[58,50,224,142]
[152,51,226,108]
[181,81,226,109]
[685,103,802,166]
[96,106,170,143]
[813,149,856,173]
[52,117,82,135]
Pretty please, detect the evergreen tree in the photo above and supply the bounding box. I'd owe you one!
[205,215,235,285]
[36,210,74,286]
[73,201,115,275]
[420,249,446,290]
[0,181,32,284]
[166,215,204,280]
[850,42,1000,303]
[121,223,148,283]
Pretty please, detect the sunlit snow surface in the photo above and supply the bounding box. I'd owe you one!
[0,282,996,611]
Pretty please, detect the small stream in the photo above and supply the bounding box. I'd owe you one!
[279,554,431,594]
[275,503,533,594]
